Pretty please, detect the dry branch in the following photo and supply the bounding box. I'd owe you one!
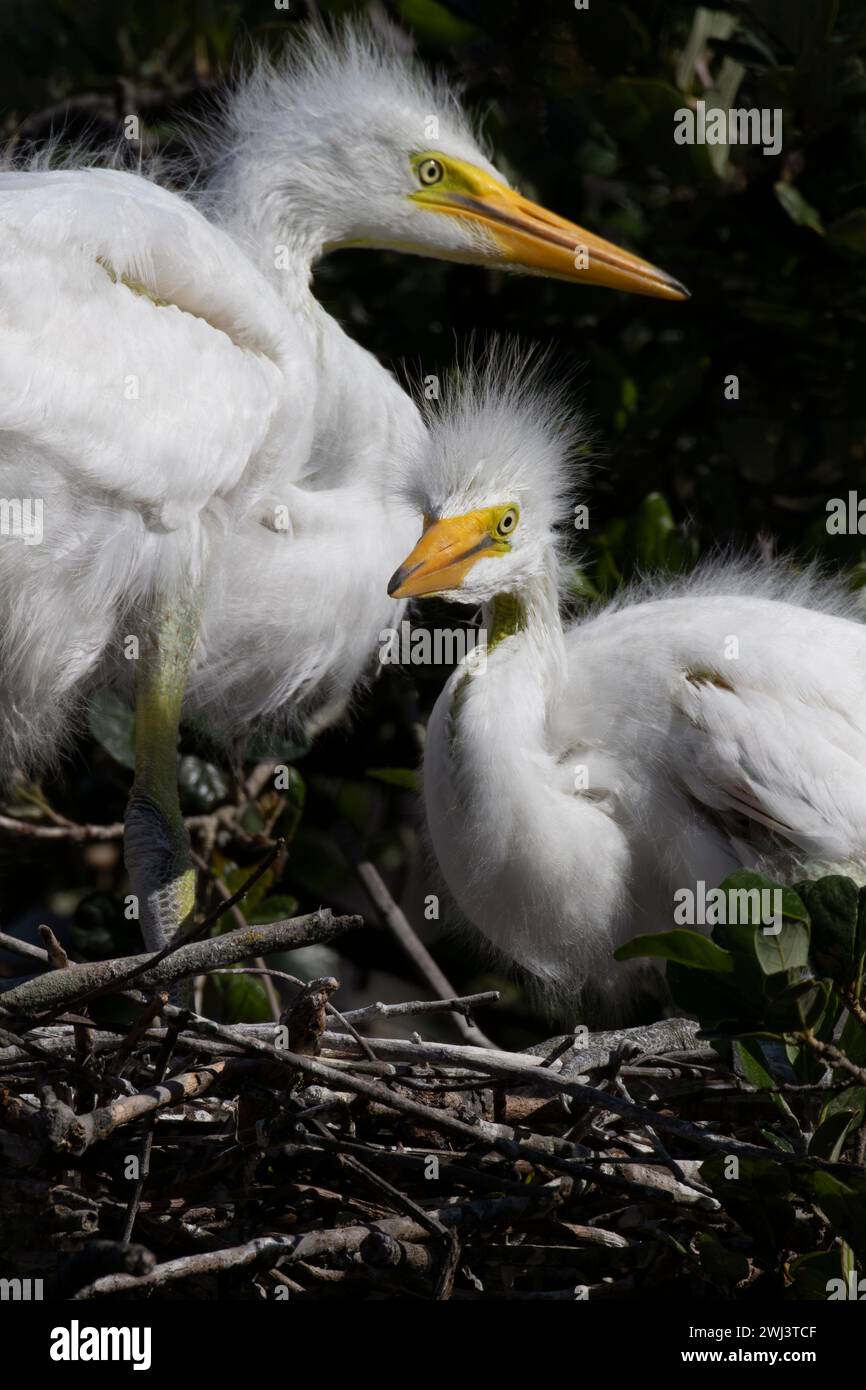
[0,910,360,1015]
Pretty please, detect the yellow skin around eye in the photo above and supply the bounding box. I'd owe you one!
[406,151,689,301]
[388,502,520,599]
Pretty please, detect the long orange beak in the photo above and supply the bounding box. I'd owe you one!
[388,511,503,600]
[412,160,688,301]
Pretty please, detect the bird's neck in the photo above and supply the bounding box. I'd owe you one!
[486,591,524,652]
[203,152,334,301]
[446,563,567,745]
[481,565,566,688]
[427,562,581,987]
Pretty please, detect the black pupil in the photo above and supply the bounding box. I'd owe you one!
[425,162,438,180]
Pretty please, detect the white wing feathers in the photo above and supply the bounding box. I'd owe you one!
[0,169,306,525]
[675,674,866,863]
[0,168,315,777]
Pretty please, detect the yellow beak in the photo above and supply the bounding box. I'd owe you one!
[388,511,502,599]
[413,161,688,301]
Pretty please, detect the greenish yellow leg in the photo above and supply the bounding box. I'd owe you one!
[124,587,201,957]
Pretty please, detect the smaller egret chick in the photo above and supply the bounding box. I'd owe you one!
[388,350,866,1021]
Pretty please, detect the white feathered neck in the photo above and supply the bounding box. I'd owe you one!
[196,16,487,276]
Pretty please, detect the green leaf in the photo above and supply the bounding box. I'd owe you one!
[713,873,810,983]
[796,1172,866,1249]
[364,767,422,793]
[821,1082,866,1124]
[220,861,279,923]
[603,76,709,178]
[699,1153,788,1198]
[613,930,734,972]
[242,729,311,763]
[734,1036,778,1089]
[203,971,272,1024]
[178,756,230,813]
[718,871,810,929]
[753,918,811,975]
[774,182,824,235]
[828,209,866,255]
[787,1247,854,1301]
[247,893,300,925]
[798,876,860,983]
[840,1008,866,1068]
[272,766,306,844]
[809,1105,861,1162]
[395,0,476,45]
[629,492,677,571]
[759,1127,795,1153]
[568,567,599,603]
[88,688,136,770]
[698,1232,749,1292]
[765,978,833,1033]
[666,961,752,1027]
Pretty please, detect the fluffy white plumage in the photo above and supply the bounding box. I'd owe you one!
[393,353,866,1019]
[0,18,505,776]
[0,15,686,784]
[197,18,496,270]
[0,168,310,771]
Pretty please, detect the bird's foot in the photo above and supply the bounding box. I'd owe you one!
[124,793,195,956]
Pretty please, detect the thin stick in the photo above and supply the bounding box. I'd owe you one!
[0,911,361,1017]
[191,850,283,1021]
[338,991,499,1025]
[0,811,219,842]
[120,1024,180,1244]
[71,1195,553,1298]
[800,1030,866,1086]
[0,930,53,965]
[333,820,496,1049]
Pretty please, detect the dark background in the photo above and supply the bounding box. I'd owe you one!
[1,0,865,1045]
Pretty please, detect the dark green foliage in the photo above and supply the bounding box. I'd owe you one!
[618,868,866,1283]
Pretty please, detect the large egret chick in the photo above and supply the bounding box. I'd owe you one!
[0,17,686,957]
[389,353,866,1020]
[201,18,687,301]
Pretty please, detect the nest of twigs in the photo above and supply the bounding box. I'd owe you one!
[0,906,853,1301]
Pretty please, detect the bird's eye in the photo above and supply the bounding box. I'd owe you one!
[417,157,444,187]
[495,507,519,539]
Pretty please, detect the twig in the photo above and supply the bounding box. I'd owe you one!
[0,930,55,965]
[120,1024,180,1243]
[307,1117,460,1299]
[799,1030,866,1086]
[71,1195,555,1298]
[144,1005,731,1200]
[338,992,499,1025]
[0,811,218,842]
[56,1057,239,1154]
[0,911,361,1017]
[191,850,283,1021]
[333,819,496,1049]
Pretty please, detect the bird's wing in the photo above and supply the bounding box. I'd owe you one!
[673,670,866,864]
[0,168,304,527]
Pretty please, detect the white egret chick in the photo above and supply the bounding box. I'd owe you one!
[388,352,866,1020]
[0,19,686,955]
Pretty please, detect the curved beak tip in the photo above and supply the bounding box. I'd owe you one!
[387,565,413,598]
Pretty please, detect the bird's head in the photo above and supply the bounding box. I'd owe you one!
[217,19,687,299]
[389,344,582,606]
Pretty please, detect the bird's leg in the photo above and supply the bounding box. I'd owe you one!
[124,586,201,955]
